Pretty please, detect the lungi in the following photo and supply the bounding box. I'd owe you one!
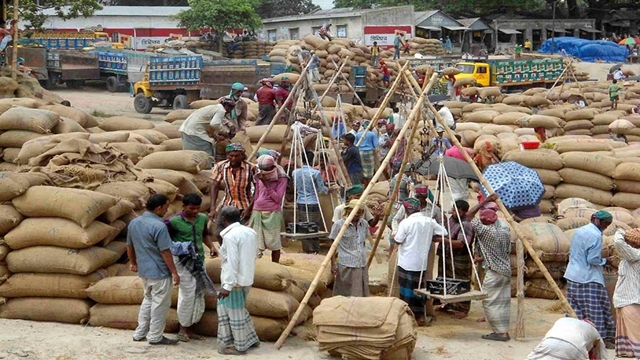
[438,253,473,314]
[174,257,206,327]
[296,203,322,253]
[348,171,363,185]
[217,287,259,352]
[397,266,428,317]
[360,149,375,178]
[332,264,370,297]
[566,280,616,339]
[482,269,511,334]
[181,133,214,165]
[616,305,640,358]
[256,104,276,126]
[248,210,283,252]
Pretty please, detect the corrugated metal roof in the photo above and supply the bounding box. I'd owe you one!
[457,18,480,27]
[414,10,440,24]
[263,7,370,23]
[41,6,190,17]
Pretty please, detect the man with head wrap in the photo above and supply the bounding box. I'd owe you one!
[391,184,443,253]
[329,199,371,297]
[255,79,276,126]
[331,185,379,227]
[246,154,288,263]
[210,143,258,226]
[564,210,616,349]
[355,120,380,187]
[229,82,248,130]
[394,197,447,326]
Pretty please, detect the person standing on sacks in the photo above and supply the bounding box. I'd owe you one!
[165,193,217,342]
[126,194,180,345]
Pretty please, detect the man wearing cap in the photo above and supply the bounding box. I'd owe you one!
[275,78,291,122]
[355,120,380,188]
[332,185,379,227]
[179,100,236,162]
[247,154,288,263]
[256,79,276,126]
[330,199,370,297]
[229,82,248,131]
[210,144,258,231]
[395,197,448,325]
[564,210,616,348]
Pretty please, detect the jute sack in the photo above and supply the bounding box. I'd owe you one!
[558,168,614,191]
[542,185,555,200]
[0,205,24,236]
[560,152,620,177]
[106,142,157,164]
[556,217,590,231]
[614,180,640,194]
[462,110,499,123]
[89,304,179,332]
[39,104,98,128]
[539,200,555,214]
[0,108,60,133]
[6,245,122,275]
[478,87,502,98]
[565,108,595,121]
[534,169,562,186]
[555,184,613,206]
[144,179,179,202]
[502,95,526,105]
[52,117,87,134]
[557,198,596,215]
[442,67,461,76]
[102,220,125,246]
[0,130,45,147]
[524,259,566,280]
[0,244,8,262]
[153,124,181,139]
[88,132,129,144]
[525,279,563,300]
[136,150,210,174]
[142,169,201,197]
[86,276,178,306]
[0,264,8,283]
[521,222,570,262]
[502,149,563,170]
[205,258,292,291]
[601,208,635,225]
[161,138,183,151]
[0,173,32,202]
[279,253,333,294]
[130,129,170,145]
[246,287,299,319]
[164,109,194,122]
[517,115,562,129]
[592,111,626,126]
[611,192,640,210]
[554,139,613,153]
[561,207,597,220]
[613,162,640,181]
[98,116,154,131]
[13,186,118,228]
[0,297,91,324]
[563,120,593,132]
[0,272,108,298]
[99,199,136,224]
[4,218,116,250]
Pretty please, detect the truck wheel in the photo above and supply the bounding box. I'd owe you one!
[66,80,84,89]
[105,76,119,93]
[39,78,53,90]
[173,94,189,110]
[134,93,153,114]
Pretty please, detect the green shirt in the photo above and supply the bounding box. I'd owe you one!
[515,45,522,54]
[166,212,208,261]
[609,84,622,97]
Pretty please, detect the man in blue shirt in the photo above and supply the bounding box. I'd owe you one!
[564,210,616,349]
[126,194,180,345]
[355,120,380,187]
[341,133,363,185]
[393,32,402,60]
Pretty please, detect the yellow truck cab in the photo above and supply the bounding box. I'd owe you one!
[455,62,491,87]
[452,59,564,89]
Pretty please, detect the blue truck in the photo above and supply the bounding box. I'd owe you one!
[94,50,168,92]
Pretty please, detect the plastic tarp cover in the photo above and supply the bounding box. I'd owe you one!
[538,36,629,63]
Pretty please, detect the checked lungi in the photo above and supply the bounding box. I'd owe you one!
[248,210,283,253]
[397,266,428,317]
[616,305,640,358]
[360,149,375,178]
[217,287,259,352]
[482,270,511,334]
[566,280,616,340]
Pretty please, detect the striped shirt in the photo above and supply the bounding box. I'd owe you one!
[472,219,512,277]
[211,160,257,210]
[613,230,640,308]
[330,218,369,269]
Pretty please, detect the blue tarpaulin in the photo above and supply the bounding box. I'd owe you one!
[538,37,629,63]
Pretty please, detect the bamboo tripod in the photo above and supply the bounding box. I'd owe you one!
[544,57,586,105]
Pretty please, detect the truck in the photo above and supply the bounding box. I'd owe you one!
[94,50,167,92]
[19,31,113,50]
[133,56,272,113]
[453,58,565,90]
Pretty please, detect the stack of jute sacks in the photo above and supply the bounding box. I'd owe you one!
[314,296,417,360]
[404,37,445,57]
[221,41,275,59]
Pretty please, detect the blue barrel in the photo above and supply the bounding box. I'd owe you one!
[352,66,367,76]
[271,64,286,76]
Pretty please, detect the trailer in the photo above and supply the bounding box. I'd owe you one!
[96,50,166,92]
[46,50,100,89]
[18,31,111,50]
[199,59,271,99]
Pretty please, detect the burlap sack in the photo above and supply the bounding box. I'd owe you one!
[6,245,123,275]
[89,304,179,331]
[164,109,195,122]
[130,129,170,145]
[95,181,151,210]
[106,142,157,163]
[561,207,597,220]
[0,107,60,133]
[5,218,116,250]
[611,192,640,210]
[144,179,179,202]
[555,184,613,206]
[153,124,181,139]
[98,116,154,131]
[462,110,499,123]
[533,169,562,186]
[554,139,613,153]
[558,168,614,191]
[246,287,299,318]
[88,132,130,144]
[14,132,91,164]
[0,130,45,147]
[478,87,502,98]
[205,258,292,291]
[560,152,620,177]
[502,149,562,170]
[0,243,8,262]
[521,222,570,262]
[525,279,564,299]
[557,198,596,215]
[13,186,118,228]
[0,298,91,324]
[613,162,640,181]
[556,217,590,231]
[542,185,555,200]
[565,108,595,121]
[442,67,461,76]
[0,98,42,108]
[39,104,98,128]
[52,117,87,134]
[279,253,333,294]
[136,150,210,174]
[0,205,22,236]
[86,276,179,306]
[601,207,635,225]
[99,199,136,224]
[614,180,640,194]
[160,138,183,151]
[0,272,108,299]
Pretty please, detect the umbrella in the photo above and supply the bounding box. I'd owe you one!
[619,37,639,45]
[481,161,544,209]
[413,154,479,181]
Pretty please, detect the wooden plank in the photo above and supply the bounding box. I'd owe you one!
[280,231,330,240]
[413,289,488,303]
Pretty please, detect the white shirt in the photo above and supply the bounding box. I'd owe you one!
[528,317,607,360]
[391,113,405,129]
[613,230,640,308]
[448,177,469,202]
[395,212,447,271]
[614,69,624,80]
[219,222,258,291]
[179,104,229,142]
[436,107,455,132]
[392,203,443,235]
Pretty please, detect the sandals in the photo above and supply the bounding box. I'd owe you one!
[481,333,510,342]
[218,347,246,355]
[177,333,205,342]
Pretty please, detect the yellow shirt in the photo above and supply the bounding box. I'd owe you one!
[371,45,379,56]
[524,41,532,49]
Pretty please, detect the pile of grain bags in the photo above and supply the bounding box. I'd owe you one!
[222,41,275,59]
[404,38,445,57]
[314,296,417,360]
[0,186,127,324]
[612,162,640,209]
[556,151,618,208]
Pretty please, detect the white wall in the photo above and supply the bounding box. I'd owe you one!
[262,16,364,43]
[25,15,181,30]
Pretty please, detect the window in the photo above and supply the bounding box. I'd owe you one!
[457,64,475,74]
[289,28,299,40]
[477,66,488,74]
[337,25,347,38]
[312,26,321,36]
[267,29,277,42]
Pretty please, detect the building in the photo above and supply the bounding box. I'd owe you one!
[490,18,599,52]
[457,18,492,53]
[26,6,193,50]
[260,6,414,47]
[414,10,468,52]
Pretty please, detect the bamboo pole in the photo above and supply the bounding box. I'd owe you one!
[313,57,348,111]
[355,61,410,147]
[248,60,313,161]
[330,59,367,108]
[515,236,526,338]
[274,75,432,350]
[366,71,437,268]
[3,0,7,25]
[279,80,306,157]
[10,0,18,80]
[427,101,577,319]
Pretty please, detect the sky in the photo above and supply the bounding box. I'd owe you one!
[314,0,334,10]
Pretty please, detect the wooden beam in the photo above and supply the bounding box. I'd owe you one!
[10,0,18,80]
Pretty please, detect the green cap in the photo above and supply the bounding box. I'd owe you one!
[231,82,244,91]
[346,184,364,196]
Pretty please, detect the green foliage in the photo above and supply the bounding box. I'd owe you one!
[332,0,543,15]
[12,0,103,29]
[176,0,262,32]
[257,0,320,19]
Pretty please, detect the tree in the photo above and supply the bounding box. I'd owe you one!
[109,0,189,5]
[257,0,319,19]
[12,0,102,29]
[176,0,262,32]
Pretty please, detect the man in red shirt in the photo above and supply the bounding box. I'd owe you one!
[380,60,391,88]
[256,79,276,126]
[275,77,291,123]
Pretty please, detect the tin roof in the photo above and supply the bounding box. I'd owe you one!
[263,7,376,23]
[41,6,190,17]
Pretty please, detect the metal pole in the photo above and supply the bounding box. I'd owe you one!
[551,0,556,54]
